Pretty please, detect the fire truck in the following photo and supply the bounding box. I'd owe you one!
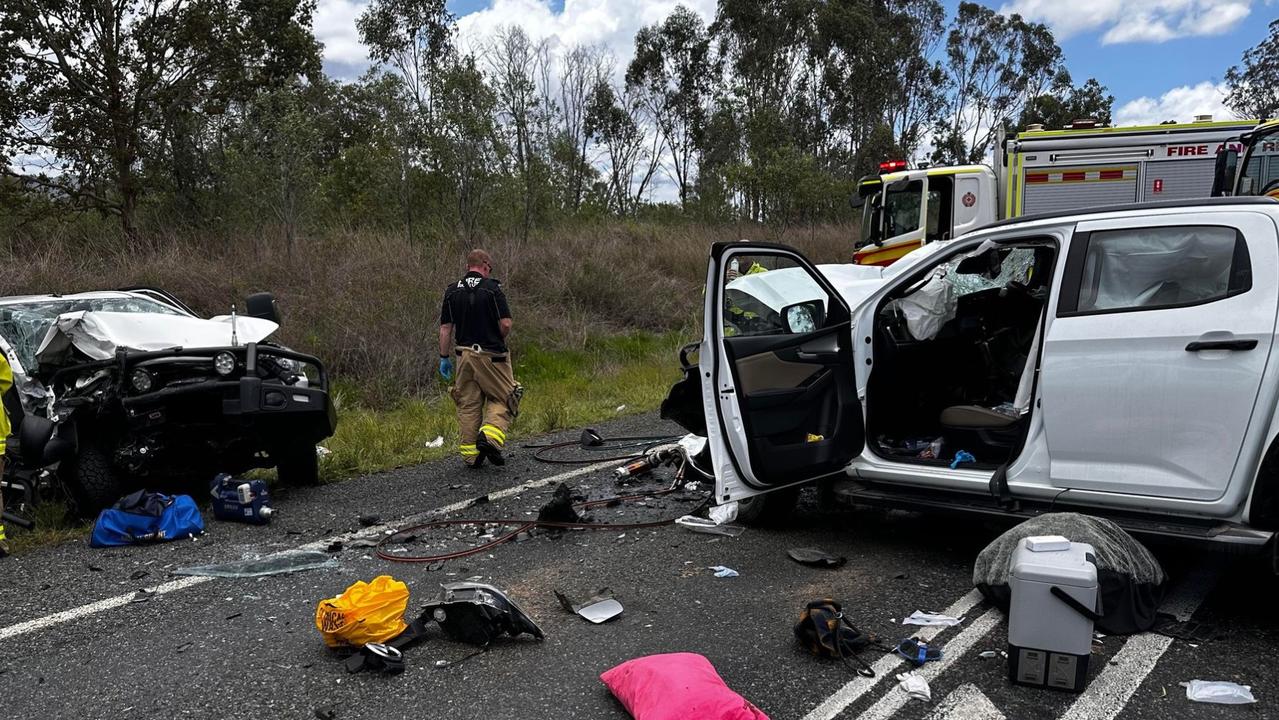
[854,118,1267,266]
[1213,119,1279,198]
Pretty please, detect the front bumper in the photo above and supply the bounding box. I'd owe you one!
[55,343,338,445]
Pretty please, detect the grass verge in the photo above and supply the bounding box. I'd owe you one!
[5,331,692,553]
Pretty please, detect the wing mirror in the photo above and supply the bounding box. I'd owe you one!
[782,300,825,334]
[1211,146,1239,197]
[245,292,282,325]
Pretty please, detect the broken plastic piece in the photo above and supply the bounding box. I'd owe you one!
[708,502,738,525]
[787,547,847,568]
[675,516,746,537]
[173,551,338,578]
[897,672,931,702]
[902,610,963,627]
[537,483,582,524]
[1182,680,1257,704]
[978,650,998,659]
[709,565,739,578]
[555,589,624,624]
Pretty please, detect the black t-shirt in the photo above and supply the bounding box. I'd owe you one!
[441,271,512,353]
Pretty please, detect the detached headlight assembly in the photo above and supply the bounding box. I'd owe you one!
[130,368,154,393]
[214,352,237,377]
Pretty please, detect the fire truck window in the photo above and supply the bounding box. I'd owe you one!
[926,176,954,242]
[884,180,923,238]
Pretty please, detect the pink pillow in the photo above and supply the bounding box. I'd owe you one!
[600,652,770,720]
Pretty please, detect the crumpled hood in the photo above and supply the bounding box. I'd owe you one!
[35,311,279,365]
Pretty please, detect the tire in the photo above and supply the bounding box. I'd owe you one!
[66,444,124,516]
[275,443,320,486]
[734,487,801,526]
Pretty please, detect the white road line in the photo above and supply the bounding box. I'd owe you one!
[927,683,1007,720]
[800,589,986,720]
[1058,566,1220,720]
[0,461,617,643]
[856,607,1003,720]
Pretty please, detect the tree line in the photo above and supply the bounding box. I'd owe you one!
[1,0,1274,244]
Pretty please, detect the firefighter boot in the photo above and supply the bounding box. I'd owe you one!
[476,432,506,467]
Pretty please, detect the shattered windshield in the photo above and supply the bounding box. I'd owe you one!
[0,297,186,372]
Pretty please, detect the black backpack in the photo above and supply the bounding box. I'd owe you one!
[793,599,887,677]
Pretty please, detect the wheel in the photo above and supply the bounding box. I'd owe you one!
[734,487,801,526]
[275,443,320,486]
[64,444,124,516]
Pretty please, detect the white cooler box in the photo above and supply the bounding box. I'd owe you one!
[1007,535,1099,693]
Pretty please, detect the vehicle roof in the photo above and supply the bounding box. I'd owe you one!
[983,196,1279,233]
[859,164,992,185]
[0,290,147,305]
[1017,118,1257,140]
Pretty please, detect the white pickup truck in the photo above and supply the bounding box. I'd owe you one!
[674,197,1279,562]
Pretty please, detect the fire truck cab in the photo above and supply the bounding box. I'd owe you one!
[855,119,1262,266]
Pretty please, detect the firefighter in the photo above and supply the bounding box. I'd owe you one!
[0,350,12,558]
[438,249,522,468]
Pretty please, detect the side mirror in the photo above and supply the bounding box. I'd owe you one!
[245,292,282,325]
[1211,147,1239,197]
[856,176,881,198]
[782,300,825,334]
[850,194,866,209]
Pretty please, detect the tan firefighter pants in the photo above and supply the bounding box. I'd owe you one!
[450,346,521,465]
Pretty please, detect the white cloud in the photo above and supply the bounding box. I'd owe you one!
[1115,80,1237,125]
[998,0,1251,44]
[314,0,369,66]
[311,0,718,78]
[455,0,716,73]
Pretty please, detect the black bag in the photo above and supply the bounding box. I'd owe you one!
[793,599,884,677]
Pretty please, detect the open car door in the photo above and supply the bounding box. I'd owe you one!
[699,242,864,505]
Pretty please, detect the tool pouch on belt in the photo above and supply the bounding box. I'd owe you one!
[794,599,883,677]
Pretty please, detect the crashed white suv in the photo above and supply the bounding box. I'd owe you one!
[683,197,1279,556]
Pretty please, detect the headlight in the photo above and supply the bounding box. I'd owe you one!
[130,369,154,393]
[214,352,236,377]
[274,357,298,374]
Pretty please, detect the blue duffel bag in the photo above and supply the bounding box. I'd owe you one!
[90,490,205,548]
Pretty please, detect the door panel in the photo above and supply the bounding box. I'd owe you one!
[1042,212,1278,501]
[700,243,862,503]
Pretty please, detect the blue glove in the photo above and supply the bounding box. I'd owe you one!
[439,356,454,381]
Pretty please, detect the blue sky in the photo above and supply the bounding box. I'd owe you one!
[315,0,1275,125]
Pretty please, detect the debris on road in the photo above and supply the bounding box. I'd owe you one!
[895,638,943,666]
[787,547,847,569]
[175,551,337,579]
[555,588,624,624]
[708,502,737,525]
[675,515,745,537]
[1181,680,1257,704]
[897,672,931,702]
[902,611,962,627]
[344,643,405,675]
[424,582,544,644]
[709,565,739,578]
[601,652,770,720]
[358,515,381,527]
[794,599,880,677]
[537,483,583,524]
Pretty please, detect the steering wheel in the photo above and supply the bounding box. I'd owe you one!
[1263,178,1279,198]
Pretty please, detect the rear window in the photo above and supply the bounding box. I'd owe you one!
[1061,225,1250,315]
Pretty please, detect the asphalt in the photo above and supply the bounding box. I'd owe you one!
[1,412,1277,720]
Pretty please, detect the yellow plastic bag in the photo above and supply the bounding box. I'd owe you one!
[315,575,409,648]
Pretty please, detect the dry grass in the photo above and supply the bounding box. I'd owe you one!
[1,220,855,407]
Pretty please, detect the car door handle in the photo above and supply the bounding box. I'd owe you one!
[1185,339,1258,352]
[796,351,839,362]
